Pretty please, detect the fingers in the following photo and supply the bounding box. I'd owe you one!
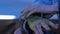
[21,5,40,16]
[36,23,44,34]
[48,21,59,29]
[34,27,40,34]
[26,6,43,17]
[41,22,50,30]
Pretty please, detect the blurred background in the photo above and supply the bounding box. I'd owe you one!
[0,0,59,19]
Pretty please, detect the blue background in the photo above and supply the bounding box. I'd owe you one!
[0,0,35,19]
[0,0,58,19]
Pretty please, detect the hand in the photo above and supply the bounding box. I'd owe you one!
[21,3,58,34]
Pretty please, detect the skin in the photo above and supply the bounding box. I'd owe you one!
[21,3,58,34]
